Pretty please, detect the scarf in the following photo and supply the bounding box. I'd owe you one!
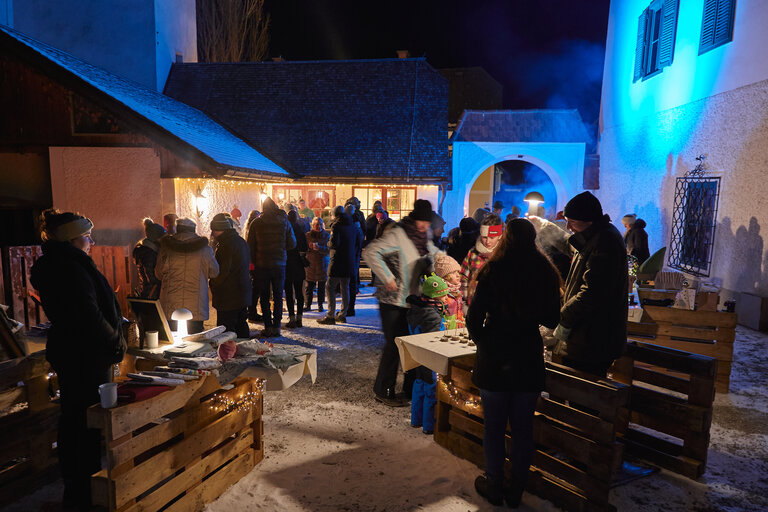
[401,217,429,256]
[445,279,462,298]
[475,239,494,255]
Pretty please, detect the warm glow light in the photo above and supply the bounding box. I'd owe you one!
[171,308,193,343]
[260,193,268,202]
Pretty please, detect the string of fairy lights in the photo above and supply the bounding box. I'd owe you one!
[208,378,266,413]
[436,375,483,414]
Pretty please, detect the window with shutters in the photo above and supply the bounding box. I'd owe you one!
[699,0,735,54]
[633,0,679,82]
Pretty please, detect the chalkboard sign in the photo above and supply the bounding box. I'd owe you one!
[127,298,174,346]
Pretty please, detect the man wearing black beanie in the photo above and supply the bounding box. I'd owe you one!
[553,191,628,378]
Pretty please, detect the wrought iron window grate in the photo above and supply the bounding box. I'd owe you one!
[668,176,721,277]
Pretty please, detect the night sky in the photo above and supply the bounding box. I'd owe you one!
[265,0,611,133]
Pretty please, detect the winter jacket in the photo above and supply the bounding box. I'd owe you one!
[305,228,330,282]
[329,215,363,278]
[447,232,478,264]
[155,232,220,321]
[559,216,628,366]
[363,223,437,308]
[133,238,162,299]
[365,213,379,245]
[466,259,560,392]
[31,240,126,371]
[624,219,650,264]
[209,229,252,312]
[460,245,493,304]
[406,295,444,334]
[247,207,296,269]
[285,220,309,282]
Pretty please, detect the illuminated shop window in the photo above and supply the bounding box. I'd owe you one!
[272,186,334,220]
[699,0,735,55]
[354,187,416,221]
[633,0,678,82]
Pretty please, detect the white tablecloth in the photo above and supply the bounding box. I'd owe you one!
[395,330,476,375]
[240,349,317,391]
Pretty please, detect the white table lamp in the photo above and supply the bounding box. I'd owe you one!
[171,308,193,341]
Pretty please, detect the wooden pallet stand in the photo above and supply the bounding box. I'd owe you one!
[435,355,630,512]
[87,375,263,512]
[611,340,716,480]
[628,299,736,393]
[0,351,59,503]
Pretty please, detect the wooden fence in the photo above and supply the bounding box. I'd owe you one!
[1,245,130,329]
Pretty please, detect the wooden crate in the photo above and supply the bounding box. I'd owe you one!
[435,356,630,512]
[0,351,60,503]
[611,340,716,480]
[87,375,263,512]
[627,302,737,393]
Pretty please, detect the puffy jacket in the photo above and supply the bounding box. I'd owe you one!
[156,232,219,321]
[559,216,628,366]
[305,228,330,282]
[329,215,363,278]
[624,219,650,264]
[133,238,161,299]
[363,223,437,308]
[210,229,252,311]
[31,240,125,371]
[247,205,296,269]
[285,220,309,282]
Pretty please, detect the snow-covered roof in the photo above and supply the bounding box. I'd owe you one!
[453,109,590,144]
[0,24,290,179]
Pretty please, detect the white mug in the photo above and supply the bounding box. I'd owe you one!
[99,382,118,409]
[145,330,159,349]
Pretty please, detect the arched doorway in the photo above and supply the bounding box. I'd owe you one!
[467,159,558,219]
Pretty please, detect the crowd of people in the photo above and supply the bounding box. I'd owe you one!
[31,190,651,510]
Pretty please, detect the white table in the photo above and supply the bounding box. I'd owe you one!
[394,329,477,375]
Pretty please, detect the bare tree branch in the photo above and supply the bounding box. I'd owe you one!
[196,0,270,62]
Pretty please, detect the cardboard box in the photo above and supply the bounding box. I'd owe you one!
[696,291,719,312]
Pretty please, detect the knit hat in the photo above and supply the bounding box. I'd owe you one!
[459,217,479,234]
[622,213,637,225]
[210,213,235,231]
[176,217,197,233]
[434,252,460,278]
[431,212,446,231]
[564,191,603,222]
[421,273,449,299]
[143,218,166,241]
[408,199,433,222]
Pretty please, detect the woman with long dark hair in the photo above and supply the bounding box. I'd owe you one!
[466,218,561,507]
[31,209,126,510]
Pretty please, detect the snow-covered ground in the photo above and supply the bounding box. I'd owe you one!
[4,286,767,511]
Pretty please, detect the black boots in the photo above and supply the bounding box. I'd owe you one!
[474,475,503,506]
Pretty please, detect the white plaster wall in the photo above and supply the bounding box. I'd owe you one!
[49,147,165,247]
[602,0,768,130]
[443,141,586,229]
[597,77,768,295]
[174,179,263,239]
[155,0,198,91]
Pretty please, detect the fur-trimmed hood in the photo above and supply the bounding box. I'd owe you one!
[161,232,210,253]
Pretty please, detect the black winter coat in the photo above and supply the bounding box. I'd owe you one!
[329,215,362,278]
[133,239,161,299]
[285,220,309,282]
[624,219,650,264]
[447,232,478,264]
[365,213,379,245]
[247,207,297,269]
[466,259,560,392]
[560,217,628,366]
[31,240,125,371]
[210,229,252,311]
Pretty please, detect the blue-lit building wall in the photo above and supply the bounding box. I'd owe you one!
[599,0,768,297]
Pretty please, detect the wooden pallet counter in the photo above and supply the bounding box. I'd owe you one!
[611,341,717,479]
[435,355,630,512]
[0,351,59,504]
[87,375,263,512]
[628,300,736,393]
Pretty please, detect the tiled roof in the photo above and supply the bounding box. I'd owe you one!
[0,24,289,179]
[453,109,590,143]
[164,59,450,183]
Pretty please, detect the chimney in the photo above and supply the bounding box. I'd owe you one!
[396,50,410,59]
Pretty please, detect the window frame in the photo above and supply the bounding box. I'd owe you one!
[633,0,679,82]
[353,186,418,221]
[698,0,735,55]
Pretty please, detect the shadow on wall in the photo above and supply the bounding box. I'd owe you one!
[716,217,768,295]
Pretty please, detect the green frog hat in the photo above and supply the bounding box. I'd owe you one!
[422,273,449,299]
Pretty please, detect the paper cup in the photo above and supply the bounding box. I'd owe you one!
[145,330,159,349]
[99,382,118,409]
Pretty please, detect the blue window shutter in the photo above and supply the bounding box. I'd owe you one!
[634,9,649,82]
[700,0,717,50]
[658,0,679,68]
[713,0,735,46]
